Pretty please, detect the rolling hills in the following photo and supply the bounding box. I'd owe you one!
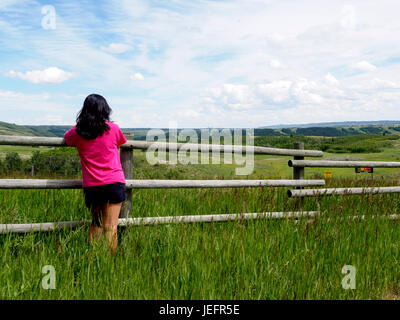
[1,120,400,138]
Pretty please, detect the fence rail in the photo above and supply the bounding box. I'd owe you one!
[288,186,400,198]
[289,160,400,168]
[0,179,325,189]
[0,135,323,157]
[0,211,320,234]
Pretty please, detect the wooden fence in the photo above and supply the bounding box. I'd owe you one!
[288,158,400,198]
[0,134,323,233]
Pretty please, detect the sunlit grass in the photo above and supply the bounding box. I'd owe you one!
[1,177,400,299]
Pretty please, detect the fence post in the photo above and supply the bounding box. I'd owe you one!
[293,142,304,209]
[293,142,305,181]
[120,145,133,218]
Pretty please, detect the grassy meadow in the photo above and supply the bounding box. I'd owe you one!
[1,135,400,299]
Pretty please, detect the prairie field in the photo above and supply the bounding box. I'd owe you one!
[1,137,400,300]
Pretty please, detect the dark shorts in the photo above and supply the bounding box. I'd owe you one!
[83,182,127,210]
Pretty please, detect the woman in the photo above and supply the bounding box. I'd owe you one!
[64,94,128,253]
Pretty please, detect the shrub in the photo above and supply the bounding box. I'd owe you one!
[254,134,400,153]
[30,148,81,177]
[4,152,22,173]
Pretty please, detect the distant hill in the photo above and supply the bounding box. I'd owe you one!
[0,121,63,137]
[259,120,400,129]
[24,125,73,137]
[1,120,400,138]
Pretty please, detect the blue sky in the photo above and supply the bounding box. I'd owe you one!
[1,0,400,128]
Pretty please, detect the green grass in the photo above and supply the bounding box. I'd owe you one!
[1,181,400,299]
[0,146,55,160]
[1,139,400,299]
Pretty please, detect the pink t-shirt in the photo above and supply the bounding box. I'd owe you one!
[64,121,128,188]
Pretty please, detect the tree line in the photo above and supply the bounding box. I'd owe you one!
[0,148,81,177]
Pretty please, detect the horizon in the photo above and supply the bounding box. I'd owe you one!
[1,1,400,128]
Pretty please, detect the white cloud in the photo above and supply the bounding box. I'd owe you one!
[254,78,325,105]
[206,77,327,112]
[114,111,166,128]
[0,89,77,125]
[324,73,339,86]
[0,89,23,98]
[0,89,51,101]
[351,61,377,72]
[290,78,324,104]
[100,43,131,54]
[269,59,283,69]
[340,5,356,29]
[351,78,400,90]
[206,84,257,110]
[370,78,400,89]
[130,73,144,81]
[33,115,66,125]
[179,109,202,118]
[257,80,292,103]
[6,67,75,84]
[265,33,287,44]
[204,74,387,123]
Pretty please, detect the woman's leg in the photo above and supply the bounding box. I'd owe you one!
[102,202,122,253]
[88,204,103,243]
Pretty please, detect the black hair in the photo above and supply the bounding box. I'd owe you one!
[75,94,112,140]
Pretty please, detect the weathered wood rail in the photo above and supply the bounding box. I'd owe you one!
[0,211,320,234]
[288,186,400,198]
[0,135,323,157]
[289,160,400,168]
[0,179,325,189]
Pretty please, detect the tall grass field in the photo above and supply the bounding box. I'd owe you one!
[1,137,400,300]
